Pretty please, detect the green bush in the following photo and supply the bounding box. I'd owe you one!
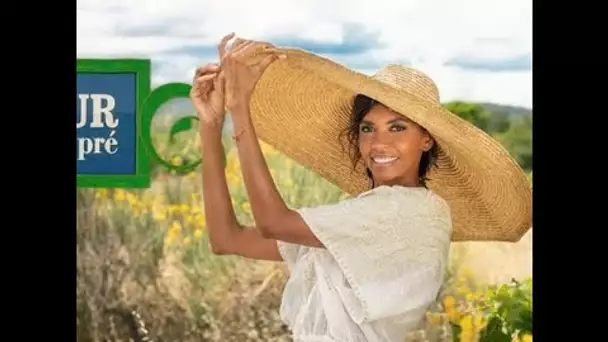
[479,279,533,342]
[429,277,532,342]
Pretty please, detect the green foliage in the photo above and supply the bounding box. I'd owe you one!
[479,279,533,342]
[444,101,492,131]
[495,116,533,171]
[444,100,532,172]
[433,276,533,342]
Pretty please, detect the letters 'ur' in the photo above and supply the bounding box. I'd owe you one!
[77,94,119,129]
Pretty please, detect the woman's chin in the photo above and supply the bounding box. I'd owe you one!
[371,171,400,185]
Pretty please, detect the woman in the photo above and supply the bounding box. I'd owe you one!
[190,33,532,342]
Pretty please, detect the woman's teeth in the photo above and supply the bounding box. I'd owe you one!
[372,156,398,164]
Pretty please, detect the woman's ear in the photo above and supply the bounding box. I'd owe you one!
[421,134,435,152]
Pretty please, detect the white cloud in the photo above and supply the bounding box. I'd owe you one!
[77,0,532,108]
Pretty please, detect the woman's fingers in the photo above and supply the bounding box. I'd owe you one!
[217,34,283,72]
[193,73,219,99]
[197,73,217,82]
[230,40,280,68]
[230,37,249,52]
[194,63,221,82]
[218,32,235,58]
[231,39,254,55]
[232,41,262,60]
[193,72,218,89]
[255,53,284,74]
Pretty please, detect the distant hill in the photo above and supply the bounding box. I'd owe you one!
[479,103,532,117]
[153,97,533,119]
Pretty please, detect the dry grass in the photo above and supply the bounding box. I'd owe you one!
[451,230,532,285]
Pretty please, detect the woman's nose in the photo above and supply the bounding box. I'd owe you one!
[371,131,392,146]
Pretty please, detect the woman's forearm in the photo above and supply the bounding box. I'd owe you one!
[200,122,241,253]
[231,106,290,232]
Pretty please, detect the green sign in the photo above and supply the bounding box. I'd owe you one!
[77,59,201,188]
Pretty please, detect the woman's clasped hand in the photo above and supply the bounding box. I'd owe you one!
[190,32,286,124]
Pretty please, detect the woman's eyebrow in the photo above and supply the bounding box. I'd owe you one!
[360,118,407,125]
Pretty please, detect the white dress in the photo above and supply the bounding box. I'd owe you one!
[276,185,453,342]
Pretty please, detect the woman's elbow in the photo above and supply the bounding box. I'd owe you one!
[257,224,278,239]
[256,210,293,239]
[210,243,231,255]
[208,238,234,255]
[206,222,241,255]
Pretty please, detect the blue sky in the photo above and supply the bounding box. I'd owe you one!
[77,0,532,108]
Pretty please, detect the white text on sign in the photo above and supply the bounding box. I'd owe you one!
[77,93,120,161]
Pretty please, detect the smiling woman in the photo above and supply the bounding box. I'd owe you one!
[190,33,532,342]
[343,94,439,189]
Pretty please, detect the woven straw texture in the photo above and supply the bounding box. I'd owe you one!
[243,47,532,242]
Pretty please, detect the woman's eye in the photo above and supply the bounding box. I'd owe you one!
[360,126,372,133]
[391,125,406,131]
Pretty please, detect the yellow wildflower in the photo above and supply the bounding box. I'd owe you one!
[195,212,205,223]
[191,205,202,214]
[113,189,126,202]
[473,314,487,331]
[466,292,478,302]
[242,202,251,215]
[171,221,181,231]
[171,155,183,166]
[444,305,460,323]
[458,314,477,342]
[126,192,138,206]
[153,208,167,221]
[165,221,182,244]
[194,229,203,240]
[522,334,532,342]
[185,215,195,225]
[442,295,456,309]
[95,189,108,200]
[180,204,189,213]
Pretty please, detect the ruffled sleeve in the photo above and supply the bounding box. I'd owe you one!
[277,240,303,272]
[295,186,453,324]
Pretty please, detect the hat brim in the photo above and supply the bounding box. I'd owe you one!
[245,47,532,242]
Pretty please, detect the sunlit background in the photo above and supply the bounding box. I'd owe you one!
[77,1,532,341]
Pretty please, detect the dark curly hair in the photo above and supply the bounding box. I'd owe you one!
[339,94,439,188]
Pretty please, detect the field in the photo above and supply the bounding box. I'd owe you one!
[76,114,532,342]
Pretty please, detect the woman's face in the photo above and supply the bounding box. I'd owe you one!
[358,104,434,187]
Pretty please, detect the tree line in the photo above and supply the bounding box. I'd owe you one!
[444,101,532,172]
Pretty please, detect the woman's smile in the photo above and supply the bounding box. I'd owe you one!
[371,155,398,164]
[370,155,399,168]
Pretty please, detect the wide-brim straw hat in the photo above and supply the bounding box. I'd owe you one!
[242,47,532,242]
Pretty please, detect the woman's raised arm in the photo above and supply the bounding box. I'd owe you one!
[219,35,325,249]
[190,34,284,261]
